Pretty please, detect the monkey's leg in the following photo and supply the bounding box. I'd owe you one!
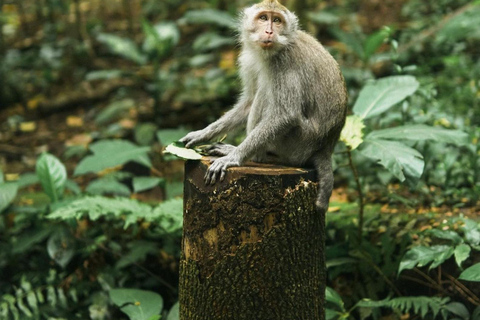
[314,154,334,213]
[206,143,236,157]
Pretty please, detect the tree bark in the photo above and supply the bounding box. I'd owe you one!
[180,158,325,320]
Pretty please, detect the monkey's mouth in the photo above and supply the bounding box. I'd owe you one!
[260,40,274,48]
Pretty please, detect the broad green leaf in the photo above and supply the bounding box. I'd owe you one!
[193,32,235,53]
[445,302,470,320]
[142,21,180,58]
[36,153,67,202]
[74,140,151,176]
[86,178,131,196]
[16,172,39,188]
[454,244,471,268]
[353,76,419,119]
[325,287,344,309]
[340,115,365,150]
[367,125,469,145]
[0,182,18,213]
[12,228,53,254]
[427,229,463,245]
[460,219,480,246]
[166,301,179,320]
[180,9,236,29]
[164,144,202,160]
[157,128,189,147]
[95,99,135,125]
[359,139,424,181]
[97,33,147,65]
[47,230,75,268]
[165,180,184,200]
[133,177,164,193]
[458,263,480,282]
[109,289,163,320]
[398,245,453,274]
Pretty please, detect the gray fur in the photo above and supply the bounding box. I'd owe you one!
[180,3,347,212]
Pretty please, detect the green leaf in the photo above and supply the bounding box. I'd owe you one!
[109,289,163,320]
[74,140,151,176]
[166,301,179,320]
[353,76,419,119]
[115,241,158,269]
[367,125,469,145]
[446,302,470,320]
[193,32,235,53]
[180,9,236,29]
[135,123,158,146]
[47,230,75,268]
[458,263,480,282]
[427,229,463,245]
[97,33,147,65]
[398,245,454,274]
[340,115,365,150]
[12,228,53,254]
[16,172,39,189]
[325,287,344,310]
[36,153,67,202]
[47,196,153,223]
[133,177,164,193]
[460,219,480,246]
[150,198,183,234]
[164,144,202,160]
[86,178,131,196]
[157,128,189,147]
[0,182,18,213]
[95,99,135,125]
[359,139,424,181]
[363,26,392,60]
[142,21,180,58]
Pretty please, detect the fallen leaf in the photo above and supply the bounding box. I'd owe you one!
[67,116,84,127]
[20,122,36,132]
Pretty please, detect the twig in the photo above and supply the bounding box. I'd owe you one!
[347,147,364,239]
[398,2,478,54]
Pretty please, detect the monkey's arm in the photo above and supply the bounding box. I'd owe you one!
[180,98,251,148]
[205,116,294,184]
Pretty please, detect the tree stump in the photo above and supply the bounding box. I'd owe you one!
[180,158,325,320]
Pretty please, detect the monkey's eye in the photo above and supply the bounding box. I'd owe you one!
[273,17,282,23]
[259,15,268,21]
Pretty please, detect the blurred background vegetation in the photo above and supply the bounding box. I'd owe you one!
[1,0,480,319]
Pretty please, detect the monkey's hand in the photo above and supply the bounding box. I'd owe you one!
[205,155,240,185]
[206,143,236,157]
[179,130,209,148]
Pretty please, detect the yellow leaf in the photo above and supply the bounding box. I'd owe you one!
[340,115,365,150]
[20,122,36,132]
[5,173,19,181]
[67,116,84,127]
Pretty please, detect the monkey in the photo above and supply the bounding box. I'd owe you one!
[180,0,347,213]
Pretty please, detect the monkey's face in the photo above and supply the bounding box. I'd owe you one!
[252,11,286,49]
[241,4,298,52]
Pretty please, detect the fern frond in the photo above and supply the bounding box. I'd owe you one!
[356,296,451,319]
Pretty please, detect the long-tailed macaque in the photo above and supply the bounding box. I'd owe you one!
[180,0,347,212]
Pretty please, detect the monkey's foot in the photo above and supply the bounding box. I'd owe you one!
[206,143,236,157]
[205,156,240,185]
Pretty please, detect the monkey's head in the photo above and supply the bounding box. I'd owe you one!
[241,0,299,52]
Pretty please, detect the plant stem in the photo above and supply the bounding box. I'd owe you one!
[347,148,364,239]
